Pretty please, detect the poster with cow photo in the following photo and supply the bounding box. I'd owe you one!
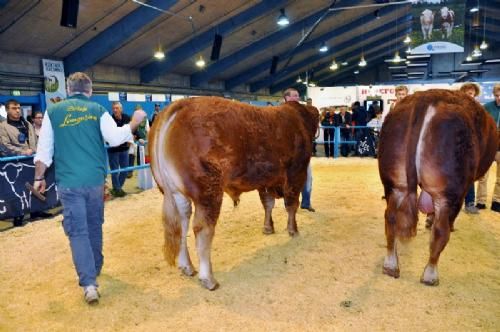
[410,0,465,54]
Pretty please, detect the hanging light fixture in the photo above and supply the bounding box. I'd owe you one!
[296,75,303,83]
[277,8,290,26]
[329,59,338,71]
[404,34,411,44]
[480,8,488,50]
[195,55,206,68]
[319,42,328,53]
[406,46,412,54]
[472,45,482,58]
[393,51,402,63]
[154,44,165,60]
[359,54,367,67]
[466,54,473,62]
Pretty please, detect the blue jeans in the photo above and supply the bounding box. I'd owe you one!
[108,150,129,190]
[465,184,475,205]
[301,164,312,208]
[59,185,104,287]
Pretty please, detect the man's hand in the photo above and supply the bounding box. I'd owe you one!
[33,179,46,194]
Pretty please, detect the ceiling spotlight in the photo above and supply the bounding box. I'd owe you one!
[479,40,488,50]
[154,45,165,60]
[319,42,328,53]
[469,6,479,13]
[354,70,360,74]
[359,54,367,67]
[341,61,348,66]
[296,75,303,83]
[329,59,338,71]
[277,8,290,26]
[406,46,412,54]
[195,55,206,68]
[472,45,482,58]
[466,54,473,62]
[373,9,380,20]
[404,34,411,44]
[308,81,317,87]
[393,51,402,63]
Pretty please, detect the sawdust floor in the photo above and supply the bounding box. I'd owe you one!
[1,158,499,331]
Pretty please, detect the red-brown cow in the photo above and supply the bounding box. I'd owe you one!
[378,89,497,286]
[149,97,319,290]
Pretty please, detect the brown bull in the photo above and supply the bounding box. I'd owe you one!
[149,97,319,290]
[378,89,497,285]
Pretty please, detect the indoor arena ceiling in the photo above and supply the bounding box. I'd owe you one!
[0,0,499,94]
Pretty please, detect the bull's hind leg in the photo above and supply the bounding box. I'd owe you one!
[192,194,223,290]
[283,191,300,237]
[259,190,275,234]
[174,193,196,277]
[421,199,460,286]
[383,190,400,278]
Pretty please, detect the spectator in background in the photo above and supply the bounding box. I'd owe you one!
[133,105,150,166]
[389,85,409,111]
[107,101,130,197]
[283,88,315,212]
[150,103,161,126]
[351,101,368,155]
[321,108,335,158]
[335,105,352,157]
[33,71,147,305]
[367,100,380,121]
[480,83,500,213]
[32,111,44,139]
[0,99,37,227]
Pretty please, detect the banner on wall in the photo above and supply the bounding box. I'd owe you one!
[0,159,59,220]
[308,86,358,108]
[42,59,67,108]
[409,0,465,54]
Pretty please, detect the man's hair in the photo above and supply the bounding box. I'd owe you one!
[493,83,500,95]
[353,101,361,107]
[283,88,299,98]
[111,101,122,108]
[306,98,312,102]
[5,99,20,109]
[459,82,480,96]
[67,72,92,96]
[395,85,408,93]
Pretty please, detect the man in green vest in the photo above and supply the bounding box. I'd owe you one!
[33,72,146,305]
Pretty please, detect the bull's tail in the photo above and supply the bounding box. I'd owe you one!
[398,98,434,240]
[149,103,184,266]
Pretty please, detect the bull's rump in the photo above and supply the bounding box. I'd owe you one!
[150,97,313,199]
[379,89,497,196]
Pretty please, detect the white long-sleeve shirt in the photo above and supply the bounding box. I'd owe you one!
[34,112,133,167]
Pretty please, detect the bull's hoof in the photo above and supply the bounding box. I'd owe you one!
[200,278,219,291]
[179,265,197,277]
[382,266,400,278]
[263,227,275,235]
[288,230,299,237]
[420,277,439,286]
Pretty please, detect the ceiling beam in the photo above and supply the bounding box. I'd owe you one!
[189,0,365,88]
[224,3,405,91]
[140,0,289,83]
[252,15,412,93]
[269,27,411,94]
[64,0,178,74]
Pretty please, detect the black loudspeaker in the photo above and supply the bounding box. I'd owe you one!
[270,56,279,75]
[210,34,223,61]
[60,0,79,28]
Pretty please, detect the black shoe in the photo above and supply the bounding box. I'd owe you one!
[301,206,315,212]
[492,201,500,213]
[475,203,486,210]
[13,216,25,227]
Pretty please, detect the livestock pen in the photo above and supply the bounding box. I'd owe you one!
[0,158,498,331]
